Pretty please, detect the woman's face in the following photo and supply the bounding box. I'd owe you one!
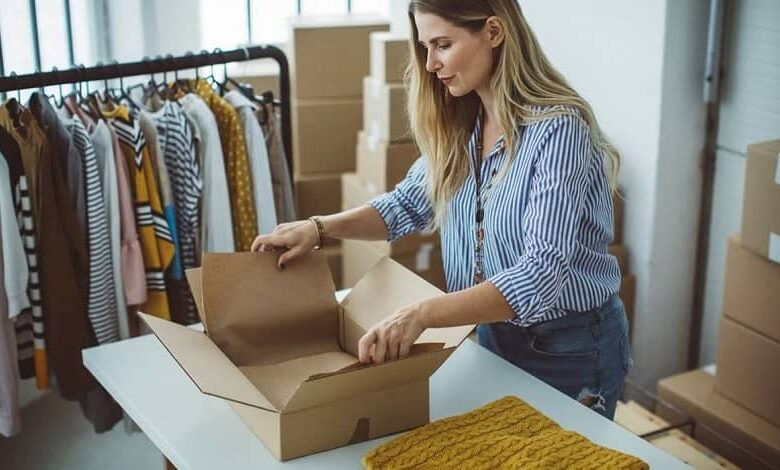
[414,12,496,97]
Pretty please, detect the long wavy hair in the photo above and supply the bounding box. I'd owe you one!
[406,0,620,229]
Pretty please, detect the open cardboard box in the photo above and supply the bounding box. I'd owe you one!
[139,252,472,460]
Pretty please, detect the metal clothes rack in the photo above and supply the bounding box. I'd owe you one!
[0,46,293,179]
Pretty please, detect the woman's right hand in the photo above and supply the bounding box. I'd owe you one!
[250,220,320,269]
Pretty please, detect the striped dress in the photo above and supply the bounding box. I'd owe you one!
[148,101,202,324]
[68,118,118,344]
[370,107,621,326]
[103,105,175,320]
[0,108,48,389]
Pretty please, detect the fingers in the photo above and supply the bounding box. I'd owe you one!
[277,245,305,270]
[359,330,377,364]
[398,337,412,360]
[372,330,388,364]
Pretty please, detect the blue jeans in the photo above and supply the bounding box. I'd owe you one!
[477,294,632,420]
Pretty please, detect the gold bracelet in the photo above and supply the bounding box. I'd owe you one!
[308,216,325,250]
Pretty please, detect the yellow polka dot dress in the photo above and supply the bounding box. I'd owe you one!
[189,80,258,252]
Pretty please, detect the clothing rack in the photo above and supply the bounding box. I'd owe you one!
[0,45,293,180]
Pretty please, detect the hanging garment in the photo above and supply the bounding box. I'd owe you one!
[259,104,296,223]
[188,80,257,251]
[0,105,47,389]
[65,117,119,344]
[145,101,202,325]
[139,111,183,280]
[178,93,234,253]
[102,104,175,320]
[108,126,146,307]
[0,153,28,438]
[180,105,205,262]
[363,396,649,469]
[90,120,132,340]
[224,91,277,234]
[27,93,93,400]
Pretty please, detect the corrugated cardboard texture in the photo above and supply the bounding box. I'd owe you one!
[715,316,780,427]
[370,32,409,83]
[363,76,410,142]
[356,130,419,194]
[741,140,780,263]
[723,235,780,342]
[657,368,780,470]
[292,99,362,175]
[294,172,342,218]
[290,17,388,99]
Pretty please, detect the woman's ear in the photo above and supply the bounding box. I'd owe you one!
[485,16,505,48]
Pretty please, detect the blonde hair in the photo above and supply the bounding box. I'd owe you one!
[406,0,620,229]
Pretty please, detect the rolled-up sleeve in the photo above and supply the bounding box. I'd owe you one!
[368,156,433,243]
[487,115,593,324]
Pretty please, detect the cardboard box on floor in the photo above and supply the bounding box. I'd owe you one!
[363,76,410,142]
[723,235,780,342]
[356,130,419,194]
[370,32,409,84]
[657,368,780,470]
[715,316,780,428]
[740,139,780,264]
[290,16,389,99]
[293,98,362,175]
[295,172,342,219]
[139,252,472,461]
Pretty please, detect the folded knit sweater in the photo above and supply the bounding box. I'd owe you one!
[363,396,648,469]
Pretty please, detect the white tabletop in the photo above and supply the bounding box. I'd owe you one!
[83,323,687,469]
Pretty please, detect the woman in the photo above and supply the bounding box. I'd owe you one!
[252,0,631,420]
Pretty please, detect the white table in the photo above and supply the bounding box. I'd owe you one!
[83,325,687,469]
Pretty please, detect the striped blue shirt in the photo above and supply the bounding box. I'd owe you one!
[370,107,621,326]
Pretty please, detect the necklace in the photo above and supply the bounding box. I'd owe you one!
[472,116,505,285]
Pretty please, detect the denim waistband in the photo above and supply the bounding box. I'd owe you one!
[528,294,622,335]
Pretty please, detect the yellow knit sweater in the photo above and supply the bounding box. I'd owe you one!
[363,396,648,469]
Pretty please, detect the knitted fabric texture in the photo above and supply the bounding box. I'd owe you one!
[363,396,648,469]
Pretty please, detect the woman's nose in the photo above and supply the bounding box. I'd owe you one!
[425,50,441,73]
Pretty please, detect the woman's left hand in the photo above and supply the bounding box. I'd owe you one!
[358,303,428,364]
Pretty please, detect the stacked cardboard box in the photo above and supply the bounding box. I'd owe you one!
[715,139,780,427]
[289,16,390,217]
[341,32,446,289]
[655,139,780,470]
[615,400,737,468]
[289,17,390,288]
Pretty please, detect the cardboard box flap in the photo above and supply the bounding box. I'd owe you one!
[138,312,278,412]
[282,346,454,413]
[339,257,472,353]
[201,252,340,367]
[184,268,207,328]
